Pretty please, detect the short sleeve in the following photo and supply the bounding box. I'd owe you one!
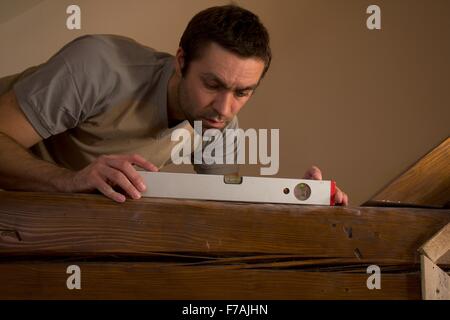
[193,117,240,175]
[13,35,118,139]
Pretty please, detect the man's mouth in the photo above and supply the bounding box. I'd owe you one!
[202,117,226,129]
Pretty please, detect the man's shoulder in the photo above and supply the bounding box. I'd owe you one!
[61,34,173,67]
[64,34,146,50]
[72,34,152,52]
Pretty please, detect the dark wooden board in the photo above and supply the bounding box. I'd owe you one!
[1,191,449,299]
[0,262,422,300]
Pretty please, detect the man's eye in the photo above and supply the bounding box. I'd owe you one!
[205,82,219,90]
[235,90,250,98]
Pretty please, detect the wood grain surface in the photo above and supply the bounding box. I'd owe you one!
[0,262,422,300]
[1,191,449,299]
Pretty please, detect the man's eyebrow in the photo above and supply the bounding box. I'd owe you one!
[201,73,228,88]
[200,72,259,91]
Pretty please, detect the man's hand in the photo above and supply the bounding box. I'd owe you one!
[303,165,349,206]
[62,154,158,203]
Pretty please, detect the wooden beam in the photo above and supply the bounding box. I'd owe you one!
[0,262,422,300]
[0,192,449,262]
[365,137,450,208]
[0,191,449,299]
[421,255,450,300]
[419,223,450,265]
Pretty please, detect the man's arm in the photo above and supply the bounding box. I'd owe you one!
[0,90,157,202]
[0,90,69,191]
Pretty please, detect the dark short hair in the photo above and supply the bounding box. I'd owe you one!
[179,5,272,79]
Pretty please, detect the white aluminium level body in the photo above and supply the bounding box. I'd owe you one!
[138,172,336,206]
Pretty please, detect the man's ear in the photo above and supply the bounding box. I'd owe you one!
[175,47,185,76]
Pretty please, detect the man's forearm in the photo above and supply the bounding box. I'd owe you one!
[0,132,74,192]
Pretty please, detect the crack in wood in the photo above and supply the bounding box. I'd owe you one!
[343,226,353,239]
[0,251,429,274]
[354,248,363,259]
[0,229,22,242]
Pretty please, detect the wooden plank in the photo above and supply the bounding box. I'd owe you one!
[421,255,450,300]
[419,223,450,265]
[0,191,448,299]
[0,191,449,264]
[365,137,450,208]
[0,262,422,300]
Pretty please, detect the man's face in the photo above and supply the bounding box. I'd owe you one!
[177,42,265,130]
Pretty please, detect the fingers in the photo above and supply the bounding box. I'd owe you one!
[301,166,348,206]
[127,154,159,172]
[105,157,147,193]
[84,153,158,203]
[95,177,127,203]
[102,153,158,197]
[303,165,322,180]
[100,166,142,200]
[303,166,348,206]
[335,187,349,206]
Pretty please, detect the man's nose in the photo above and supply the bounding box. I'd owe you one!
[212,91,233,119]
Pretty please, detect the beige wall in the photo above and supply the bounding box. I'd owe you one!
[0,0,448,205]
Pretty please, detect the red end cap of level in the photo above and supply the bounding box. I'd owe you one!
[330,180,336,206]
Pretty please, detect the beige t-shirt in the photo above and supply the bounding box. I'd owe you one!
[5,34,239,174]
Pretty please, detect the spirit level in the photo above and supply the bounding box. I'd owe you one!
[138,172,336,206]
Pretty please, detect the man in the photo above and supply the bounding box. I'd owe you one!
[0,5,349,205]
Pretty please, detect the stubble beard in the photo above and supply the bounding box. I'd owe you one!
[177,80,231,130]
